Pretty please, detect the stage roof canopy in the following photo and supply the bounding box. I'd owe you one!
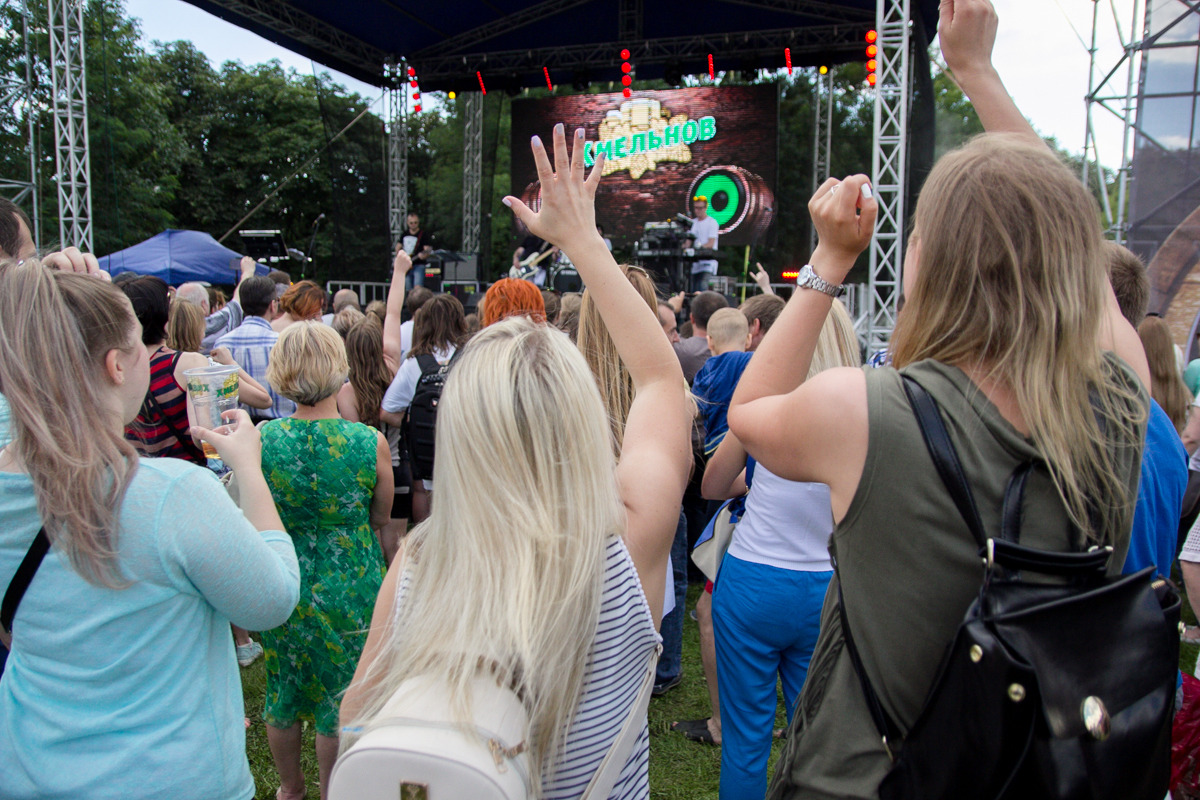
[181,0,940,92]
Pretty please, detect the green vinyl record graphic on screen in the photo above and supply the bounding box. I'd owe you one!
[694,174,740,226]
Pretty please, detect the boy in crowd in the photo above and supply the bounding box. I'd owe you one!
[692,307,752,457]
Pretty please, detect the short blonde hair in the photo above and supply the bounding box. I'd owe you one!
[706,307,749,352]
[266,321,348,406]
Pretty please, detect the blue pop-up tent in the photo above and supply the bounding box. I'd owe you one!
[99,229,268,285]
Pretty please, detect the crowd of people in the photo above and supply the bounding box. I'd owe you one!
[0,1,1194,798]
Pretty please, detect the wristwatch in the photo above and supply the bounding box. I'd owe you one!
[795,264,846,298]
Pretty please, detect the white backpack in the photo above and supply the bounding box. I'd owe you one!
[330,646,659,800]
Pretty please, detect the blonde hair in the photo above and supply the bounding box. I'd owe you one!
[265,321,348,407]
[346,317,623,790]
[706,307,749,353]
[1138,316,1191,432]
[332,306,365,340]
[0,261,140,587]
[810,300,862,376]
[577,265,659,450]
[891,134,1145,542]
[166,299,204,353]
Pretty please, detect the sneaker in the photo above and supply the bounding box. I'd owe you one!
[236,640,263,667]
[652,673,682,697]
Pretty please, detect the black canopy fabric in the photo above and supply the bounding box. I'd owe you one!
[181,0,939,91]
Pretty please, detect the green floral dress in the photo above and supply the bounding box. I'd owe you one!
[259,418,385,736]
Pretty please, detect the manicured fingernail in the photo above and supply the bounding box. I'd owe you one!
[501,197,512,207]
[532,135,542,147]
[861,184,873,200]
[555,123,564,136]
[576,127,584,138]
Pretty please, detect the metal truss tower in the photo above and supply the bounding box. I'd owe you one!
[48,0,92,251]
[0,0,39,248]
[384,60,408,248]
[866,0,911,358]
[1082,0,1142,243]
[810,68,833,253]
[461,91,483,256]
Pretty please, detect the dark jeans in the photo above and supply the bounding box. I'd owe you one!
[657,509,689,683]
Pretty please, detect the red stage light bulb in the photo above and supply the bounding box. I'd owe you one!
[866,44,878,57]
[623,88,631,98]
[867,73,877,86]
[413,92,420,100]
[866,59,877,72]
[407,66,416,76]
[477,71,487,94]
[866,30,877,43]
[621,75,632,86]
[415,104,422,112]
[620,49,630,60]
[621,62,631,74]
[708,53,714,79]
[410,80,418,88]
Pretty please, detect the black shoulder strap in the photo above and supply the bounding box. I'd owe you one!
[415,353,440,377]
[2,528,50,634]
[901,376,987,550]
[835,574,901,757]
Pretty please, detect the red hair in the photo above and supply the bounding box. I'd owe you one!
[279,280,325,320]
[483,278,547,327]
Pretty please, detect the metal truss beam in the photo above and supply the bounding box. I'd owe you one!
[415,0,593,58]
[48,0,92,251]
[193,0,389,84]
[719,0,874,26]
[866,0,911,358]
[810,68,833,252]
[0,0,39,249]
[384,61,407,249]
[619,0,643,41]
[410,24,866,86]
[461,92,483,256]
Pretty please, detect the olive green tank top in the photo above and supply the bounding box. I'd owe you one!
[767,357,1146,800]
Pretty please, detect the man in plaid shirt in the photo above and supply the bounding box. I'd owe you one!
[213,275,296,421]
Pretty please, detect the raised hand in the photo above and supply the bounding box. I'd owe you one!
[42,247,107,280]
[939,0,999,81]
[808,176,877,281]
[392,246,412,276]
[503,124,605,257]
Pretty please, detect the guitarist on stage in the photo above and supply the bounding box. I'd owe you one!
[510,233,559,286]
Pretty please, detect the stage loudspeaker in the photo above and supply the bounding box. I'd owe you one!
[443,254,480,283]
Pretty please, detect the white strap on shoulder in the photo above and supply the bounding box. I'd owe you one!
[578,643,662,800]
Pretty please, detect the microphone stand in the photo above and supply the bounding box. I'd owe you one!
[306,214,325,278]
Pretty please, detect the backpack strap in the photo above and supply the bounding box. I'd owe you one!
[579,642,661,800]
[2,527,50,635]
[415,353,441,377]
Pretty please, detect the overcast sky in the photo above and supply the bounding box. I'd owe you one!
[124,0,1136,168]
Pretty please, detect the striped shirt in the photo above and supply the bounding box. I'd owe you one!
[213,316,296,419]
[394,536,660,799]
[124,347,205,465]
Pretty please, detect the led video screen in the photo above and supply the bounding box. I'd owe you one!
[511,85,779,248]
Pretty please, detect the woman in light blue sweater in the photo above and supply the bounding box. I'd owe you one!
[0,260,300,800]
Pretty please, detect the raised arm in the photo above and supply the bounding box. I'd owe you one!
[505,125,693,625]
[941,0,1150,387]
[382,249,410,374]
[702,431,749,500]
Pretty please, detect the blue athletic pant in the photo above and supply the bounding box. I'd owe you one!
[711,554,832,800]
[656,509,689,683]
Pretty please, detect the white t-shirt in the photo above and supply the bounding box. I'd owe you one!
[398,320,414,361]
[690,215,719,275]
[381,345,456,414]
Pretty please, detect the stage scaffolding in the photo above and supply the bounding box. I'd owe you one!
[384,59,408,249]
[48,0,92,251]
[0,0,39,249]
[865,0,911,358]
[462,91,484,257]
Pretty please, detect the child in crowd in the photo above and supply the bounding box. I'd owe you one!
[693,307,753,457]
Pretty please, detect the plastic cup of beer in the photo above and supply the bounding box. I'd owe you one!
[183,364,240,459]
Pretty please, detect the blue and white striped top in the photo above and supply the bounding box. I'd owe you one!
[542,536,660,800]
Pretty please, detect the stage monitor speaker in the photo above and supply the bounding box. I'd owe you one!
[441,254,480,283]
[239,230,289,261]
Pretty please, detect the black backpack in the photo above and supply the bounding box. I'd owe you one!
[406,350,460,481]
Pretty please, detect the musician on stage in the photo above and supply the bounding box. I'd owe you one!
[400,212,434,289]
[511,232,559,287]
[688,195,719,292]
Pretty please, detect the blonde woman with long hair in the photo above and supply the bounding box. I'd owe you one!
[728,1,1150,796]
[702,301,860,800]
[576,263,660,450]
[1138,316,1192,433]
[0,261,299,800]
[339,125,693,797]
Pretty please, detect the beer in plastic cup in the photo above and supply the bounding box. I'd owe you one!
[183,364,240,460]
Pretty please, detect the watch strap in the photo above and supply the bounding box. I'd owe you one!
[796,264,846,298]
